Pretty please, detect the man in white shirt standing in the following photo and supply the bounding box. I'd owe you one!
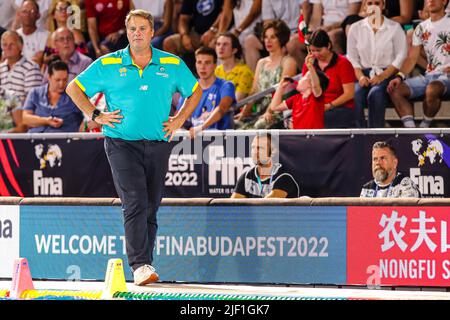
[388,0,450,128]
[347,0,407,128]
[16,0,49,66]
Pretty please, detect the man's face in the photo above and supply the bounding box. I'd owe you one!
[19,1,40,27]
[53,29,75,57]
[49,70,69,93]
[426,0,447,13]
[195,54,216,80]
[126,16,154,52]
[251,136,271,166]
[1,34,23,60]
[372,147,398,183]
[215,36,234,60]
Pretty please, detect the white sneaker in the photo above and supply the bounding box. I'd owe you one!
[133,265,159,286]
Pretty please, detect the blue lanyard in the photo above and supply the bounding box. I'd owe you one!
[256,166,274,196]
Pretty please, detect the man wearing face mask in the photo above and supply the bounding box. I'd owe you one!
[231,133,300,198]
[360,141,421,198]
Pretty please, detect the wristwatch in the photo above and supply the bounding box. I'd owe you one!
[91,109,101,121]
[396,72,406,81]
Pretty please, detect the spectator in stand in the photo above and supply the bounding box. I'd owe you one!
[0,30,43,132]
[231,132,300,198]
[42,27,92,83]
[12,0,51,31]
[235,19,297,129]
[242,0,302,71]
[85,0,130,58]
[176,46,236,138]
[0,27,6,58]
[16,0,50,66]
[163,0,225,69]
[303,29,356,128]
[218,0,261,50]
[22,60,83,132]
[356,0,418,25]
[215,32,254,102]
[360,141,421,198]
[347,0,408,128]
[388,0,450,128]
[171,0,183,34]
[268,54,329,129]
[0,0,18,30]
[308,0,361,54]
[131,0,173,50]
[46,0,87,55]
[341,0,417,53]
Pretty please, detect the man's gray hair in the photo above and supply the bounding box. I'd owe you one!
[372,141,397,158]
[125,9,154,29]
[1,30,24,45]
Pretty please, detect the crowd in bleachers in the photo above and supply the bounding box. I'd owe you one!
[0,0,449,133]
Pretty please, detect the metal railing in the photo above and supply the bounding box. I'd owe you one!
[235,74,302,108]
[0,128,449,140]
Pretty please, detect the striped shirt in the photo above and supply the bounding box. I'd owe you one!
[0,57,43,103]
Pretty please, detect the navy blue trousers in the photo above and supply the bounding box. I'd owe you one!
[104,137,174,271]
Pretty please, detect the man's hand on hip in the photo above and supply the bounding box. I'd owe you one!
[94,109,123,128]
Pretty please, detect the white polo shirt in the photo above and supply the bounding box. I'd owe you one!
[310,0,362,26]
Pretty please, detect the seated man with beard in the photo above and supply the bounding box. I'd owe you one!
[360,141,421,198]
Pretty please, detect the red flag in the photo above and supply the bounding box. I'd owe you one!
[298,14,309,45]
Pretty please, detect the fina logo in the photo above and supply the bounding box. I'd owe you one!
[208,145,252,187]
[411,138,444,166]
[410,137,448,197]
[35,144,62,169]
[33,144,63,196]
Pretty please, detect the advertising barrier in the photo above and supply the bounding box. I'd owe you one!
[348,206,450,287]
[0,130,448,198]
[1,198,450,286]
[19,204,347,283]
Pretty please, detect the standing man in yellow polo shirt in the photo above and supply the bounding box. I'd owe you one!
[66,9,202,286]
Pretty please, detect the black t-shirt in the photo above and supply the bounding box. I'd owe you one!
[234,163,300,198]
[181,0,223,34]
[385,0,424,22]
